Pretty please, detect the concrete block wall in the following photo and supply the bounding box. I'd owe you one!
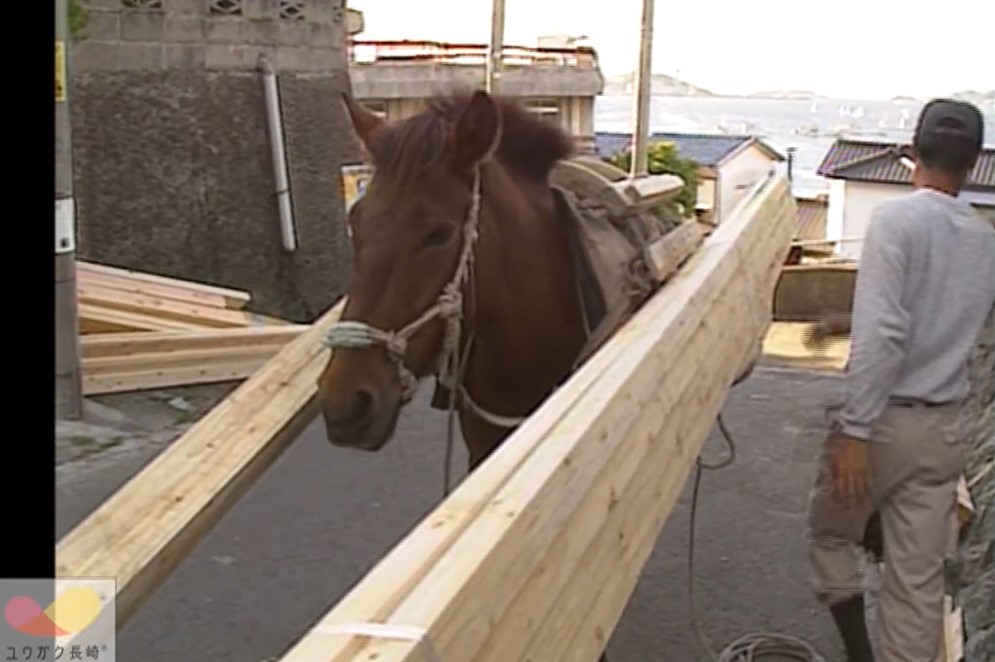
[73,0,346,72]
[69,0,362,321]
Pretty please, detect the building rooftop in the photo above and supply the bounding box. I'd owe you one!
[593,132,786,168]
[817,138,995,190]
[348,40,604,99]
[795,195,829,241]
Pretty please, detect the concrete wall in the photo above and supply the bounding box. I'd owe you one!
[354,93,597,156]
[961,301,994,661]
[834,181,995,261]
[349,61,604,101]
[826,178,846,247]
[772,264,856,321]
[69,0,360,322]
[838,181,910,260]
[696,177,716,217]
[717,145,777,223]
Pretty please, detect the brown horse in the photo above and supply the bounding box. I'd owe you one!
[316,88,592,471]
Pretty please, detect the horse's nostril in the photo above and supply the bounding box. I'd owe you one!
[351,388,376,422]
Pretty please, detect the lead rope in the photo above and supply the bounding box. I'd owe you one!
[324,169,519,499]
[438,174,481,498]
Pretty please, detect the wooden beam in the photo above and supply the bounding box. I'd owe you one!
[80,327,307,359]
[78,270,232,311]
[277,174,795,662]
[56,298,346,629]
[77,261,252,310]
[644,220,707,283]
[82,358,273,395]
[82,345,280,376]
[77,284,257,328]
[79,303,212,333]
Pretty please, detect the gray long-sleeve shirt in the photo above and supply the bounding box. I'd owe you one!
[840,187,995,441]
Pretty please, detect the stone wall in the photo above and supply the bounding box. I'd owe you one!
[68,0,360,321]
[960,294,994,661]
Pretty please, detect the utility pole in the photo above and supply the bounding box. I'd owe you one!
[484,0,505,94]
[630,0,656,177]
[55,0,84,420]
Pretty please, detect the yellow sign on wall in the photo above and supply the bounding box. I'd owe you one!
[55,40,66,102]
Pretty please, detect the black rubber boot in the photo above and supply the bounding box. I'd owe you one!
[829,595,875,662]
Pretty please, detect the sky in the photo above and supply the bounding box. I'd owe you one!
[347,0,995,101]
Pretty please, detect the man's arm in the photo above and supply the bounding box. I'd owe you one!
[838,204,912,440]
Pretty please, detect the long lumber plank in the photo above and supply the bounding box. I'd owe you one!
[476,281,753,662]
[77,261,251,309]
[520,187,795,662]
[78,303,212,333]
[277,174,794,662]
[56,298,346,628]
[80,326,308,359]
[515,285,757,662]
[82,359,272,396]
[82,345,284,376]
[78,270,232,311]
[77,284,256,328]
[644,218,707,283]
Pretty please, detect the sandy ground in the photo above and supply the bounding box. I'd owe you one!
[55,362,853,662]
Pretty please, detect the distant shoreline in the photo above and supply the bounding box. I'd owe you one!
[598,91,995,107]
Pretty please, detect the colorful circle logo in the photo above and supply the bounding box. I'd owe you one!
[4,586,103,637]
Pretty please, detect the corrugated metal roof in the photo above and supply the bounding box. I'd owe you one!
[796,196,828,241]
[817,138,995,190]
[594,132,785,167]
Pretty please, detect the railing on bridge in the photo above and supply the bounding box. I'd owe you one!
[348,39,600,69]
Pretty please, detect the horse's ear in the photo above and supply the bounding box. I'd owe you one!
[449,90,502,171]
[341,92,385,153]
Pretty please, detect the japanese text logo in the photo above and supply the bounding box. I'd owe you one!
[1,579,116,662]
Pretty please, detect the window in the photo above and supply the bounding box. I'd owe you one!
[522,98,562,127]
[209,0,242,16]
[279,0,305,20]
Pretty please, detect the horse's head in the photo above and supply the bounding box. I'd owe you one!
[317,89,504,451]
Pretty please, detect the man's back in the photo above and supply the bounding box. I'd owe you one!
[853,187,995,407]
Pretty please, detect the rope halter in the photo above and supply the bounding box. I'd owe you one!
[324,170,482,404]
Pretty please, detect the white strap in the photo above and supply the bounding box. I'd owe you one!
[313,623,442,662]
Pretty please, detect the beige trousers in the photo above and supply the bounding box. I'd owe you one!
[806,401,967,662]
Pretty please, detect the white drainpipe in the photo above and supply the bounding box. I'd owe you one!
[258,53,297,252]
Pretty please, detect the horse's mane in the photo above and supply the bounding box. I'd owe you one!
[367,88,575,191]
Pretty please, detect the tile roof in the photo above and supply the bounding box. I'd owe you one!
[795,196,828,241]
[817,138,995,190]
[594,131,785,167]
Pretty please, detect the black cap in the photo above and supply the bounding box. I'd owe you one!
[914,98,984,150]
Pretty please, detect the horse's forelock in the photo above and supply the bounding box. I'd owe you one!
[369,90,573,192]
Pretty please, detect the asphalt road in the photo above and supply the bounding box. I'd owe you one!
[56,365,849,662]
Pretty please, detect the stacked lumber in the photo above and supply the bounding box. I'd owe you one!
[57,298,347,627]
[74,261,305,395]
[271,173,796,662]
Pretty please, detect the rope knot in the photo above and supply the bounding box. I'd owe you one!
[383,333,408,359]
[437,288,463,317]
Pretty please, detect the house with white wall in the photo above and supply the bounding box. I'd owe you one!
[594,132,785,223]
[817,138,995,261]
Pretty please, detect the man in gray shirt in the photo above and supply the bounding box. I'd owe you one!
[806,99,995,662]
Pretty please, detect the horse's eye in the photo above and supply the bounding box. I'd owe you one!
[424,224,455,248]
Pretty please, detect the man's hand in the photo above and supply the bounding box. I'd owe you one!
[804,313,853,350]
[828,433,871,506]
